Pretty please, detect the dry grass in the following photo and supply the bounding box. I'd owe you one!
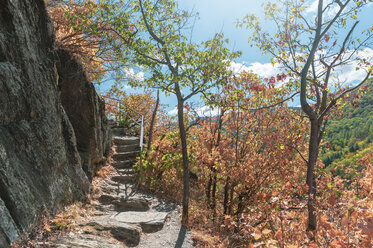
[192,229,227,248]
[11,202,95,248]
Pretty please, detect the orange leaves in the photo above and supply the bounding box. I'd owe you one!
[274,229,282,240]
[328,191,337,206]
[253,232,262,241]
[262,228,272,235]
[224,215,232,227]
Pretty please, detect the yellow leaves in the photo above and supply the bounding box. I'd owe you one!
[253,232,262,241]
[371,26,373,32]
[270,58,275,66]
[262,228,272,235]
[44,223,52,232]
[308,29,313,34]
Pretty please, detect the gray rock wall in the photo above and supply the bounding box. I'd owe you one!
[0,0,90,246]
[57,49,112,181]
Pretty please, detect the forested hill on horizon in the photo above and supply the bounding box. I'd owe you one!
[321,80,373,175]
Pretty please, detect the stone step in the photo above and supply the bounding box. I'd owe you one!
[50,234,124,248]
[98,194,150,211]
[115,144,140,153]
[100,183,137,196]
[112,127,129,136]
[113,136,139,146]
[117,168,136,175]
[111,174,135,184]
[112,151,140,161]
[112,211,169,233]
[87,216,141,247]
[112,159,137,169]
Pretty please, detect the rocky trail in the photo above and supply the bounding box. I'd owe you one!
[49,127,194,248]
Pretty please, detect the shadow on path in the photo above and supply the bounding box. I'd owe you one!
[174,226,187,248]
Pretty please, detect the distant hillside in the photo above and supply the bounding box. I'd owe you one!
[320,79,373,176]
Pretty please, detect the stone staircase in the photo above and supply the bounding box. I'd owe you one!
[49,126,192,247]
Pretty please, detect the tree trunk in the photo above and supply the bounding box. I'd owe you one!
[223,177,230,215]
[145,89,160,158]
[176,94,190,227]
[306,119,321,231]
[206,174,212,205]
[228,182,235,215]
[211,172,217,219]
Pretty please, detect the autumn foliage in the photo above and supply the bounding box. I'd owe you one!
[44,0,373,246]
[118,71,372,247]
[46,0,112,82]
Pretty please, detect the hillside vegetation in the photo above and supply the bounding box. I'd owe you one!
[321,81,373,178]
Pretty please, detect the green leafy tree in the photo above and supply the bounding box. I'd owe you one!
[130,0,240,226]
[69,0,240,225]
[242,0,373,231]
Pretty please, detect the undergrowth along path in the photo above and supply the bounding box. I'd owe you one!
[50,126,194,248]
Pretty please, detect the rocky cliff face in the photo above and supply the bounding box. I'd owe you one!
[57,49,112,181]
[0,0,91,246]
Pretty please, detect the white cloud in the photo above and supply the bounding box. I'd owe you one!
[305,0,339,17]
[125,67,144,81]
[229,47,372,88]
[168,106,220,117]
[229,61,284,79]
[331,48,373,85]
[195,106,220,117]
[168,107,178,115]
[306,0,318,13]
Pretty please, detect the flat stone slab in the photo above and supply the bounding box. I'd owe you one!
[112,159,136,169]
[97,194,150,211]
[112,211,169,233]
[114,198,150,212]
[112,151,139,161]
[113,137,139,146]
[87,216,141,247]
[50,234,124,248]
[116,144,140,153]
[116,168,136,175]
[111,175,135,183]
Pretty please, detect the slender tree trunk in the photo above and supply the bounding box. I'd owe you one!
[228,183,235,215]
[211,172,217,219]
[223,177,230,215]
[176,92,190,227]
[235,193,245,217]
[211,110,224,219]
[206,174,212,205]
[306,119,321,231]
[145,89,160,158]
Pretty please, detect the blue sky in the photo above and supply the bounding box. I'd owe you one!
[96,0,373,115]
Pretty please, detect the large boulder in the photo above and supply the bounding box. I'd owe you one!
[0,0,90,246]
[56,49,112,181]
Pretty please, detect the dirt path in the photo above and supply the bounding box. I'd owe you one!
[48,127,194,248]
